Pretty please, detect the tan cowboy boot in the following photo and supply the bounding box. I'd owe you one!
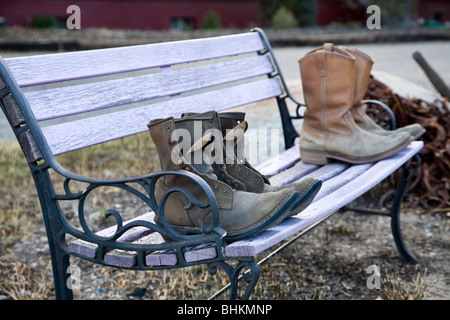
[182,111,323,217]
[147,115,301,241]
[341,46,425,139]
[298,43,414,165]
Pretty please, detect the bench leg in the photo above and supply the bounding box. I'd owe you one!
[208,259,261,300]
[43,216,73,299]
[33,170,74,300]
[390,154,421,263]
[50,249,74,300]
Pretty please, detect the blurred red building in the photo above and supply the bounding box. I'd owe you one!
[0,0,449,30]
[0,0,258,30]
[418,0,450,24]
[316,0,365,26]
[316,0,450,26]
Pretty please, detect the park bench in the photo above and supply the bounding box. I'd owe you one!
[0,28,423,300]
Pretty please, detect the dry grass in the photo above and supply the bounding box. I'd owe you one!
[0,249,52,300]
[381,265,438,300]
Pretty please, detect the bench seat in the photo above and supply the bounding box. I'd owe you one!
[68,141,423,267]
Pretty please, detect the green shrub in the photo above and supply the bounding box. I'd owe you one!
[201,10,222,29]
[272,5,298,29]
[33,13,58,28]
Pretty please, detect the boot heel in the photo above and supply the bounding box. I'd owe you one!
[301,152,329,165]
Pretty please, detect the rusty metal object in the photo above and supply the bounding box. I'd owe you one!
[365,76,450,214]
[413,51,450,99]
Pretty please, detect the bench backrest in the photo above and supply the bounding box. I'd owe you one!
[1,29,291,164]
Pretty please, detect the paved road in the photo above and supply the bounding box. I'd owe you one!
[1,41,449,141]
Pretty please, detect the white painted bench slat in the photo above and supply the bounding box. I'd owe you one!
[5,32,264,87]
[269,161,318,186]
[313,162,373,201]
[26,55,273,121]
[302,163,349,181]
[255,146,301,178]
[42,78,283,155]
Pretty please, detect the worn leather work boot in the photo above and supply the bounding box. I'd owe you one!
[216,112,271,192]
[182,111,323,217]
[218,112,322,216]
[342,46,425,139]
[298,43,414,165]
[147,114,302,241]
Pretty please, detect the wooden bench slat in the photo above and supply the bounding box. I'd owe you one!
[255,146,300,178]
[269,161,318,186]
[224,141,423,257]
[104,239,218,268]
[313,162,373,202]
[5,32,264,87]
[105,232,217,268]
[270,161,350,189]
[105,232,164,268]
[146,242,217,267]
[26,55,273,121]
[42,78,283,155]
[67,212,156,259]
[302,162,349,181]
[68,212,218,267]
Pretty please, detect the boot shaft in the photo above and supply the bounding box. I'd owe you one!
[180,111,261,191]
[217,112,270,191]
[299,43,356,135]
[147,117,182,172]
[148,111,224,169]
[216,112,245,137]
[342,46,374,105]
[147,115,234,211]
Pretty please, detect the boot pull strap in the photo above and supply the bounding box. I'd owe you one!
[323,43,334,52]
[185,132,214,157]
[314,49,327,77]
[223,121,247,147]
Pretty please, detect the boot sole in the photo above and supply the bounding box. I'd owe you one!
[288,179,322,217]
[163,190,302,242]
[301,136,414,165]
[225,190,301,241]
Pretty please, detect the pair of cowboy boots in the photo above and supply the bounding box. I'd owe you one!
[298,43,425,165]
[147,111,322,241]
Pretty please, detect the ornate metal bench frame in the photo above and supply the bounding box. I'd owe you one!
[0,28,421,300]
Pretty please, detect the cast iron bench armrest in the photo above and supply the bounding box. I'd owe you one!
[48,159,225,256]
[362,99,397,129]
